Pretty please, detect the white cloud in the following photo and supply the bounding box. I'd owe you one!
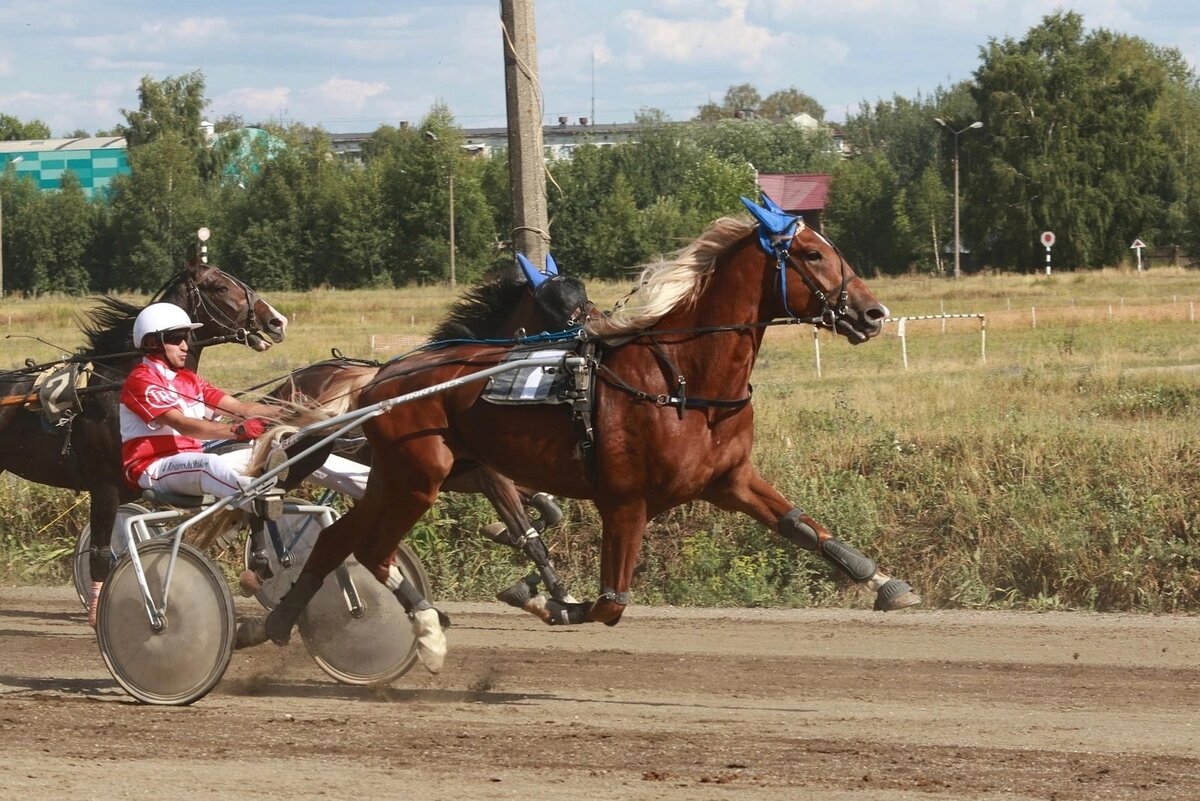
[283,13,412,30]
[617,4,789,69]
[307,77,390,115]
[213,86,292,122]
[84,57,167,72]
[0,53,10,77]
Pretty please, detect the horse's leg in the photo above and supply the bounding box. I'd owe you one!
[347,447,453,673]
[582,500,648,627]
[86,483,121,627]
[703,466,920,611]
[445,466,575,610]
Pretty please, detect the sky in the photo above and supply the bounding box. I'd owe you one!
[1,0,1198,138]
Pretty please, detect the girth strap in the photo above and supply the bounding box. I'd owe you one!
[595,361,752,413]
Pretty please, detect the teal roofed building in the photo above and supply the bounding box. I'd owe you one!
[210,126,286,182]
[0,137,130,199]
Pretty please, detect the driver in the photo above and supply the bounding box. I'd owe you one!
[119,302,281,498]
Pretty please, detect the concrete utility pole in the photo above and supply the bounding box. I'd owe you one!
[500,0,549,267]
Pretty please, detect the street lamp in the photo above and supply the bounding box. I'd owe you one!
[0,155,25,298]
[934,118,983,279]
[425,131,456,288]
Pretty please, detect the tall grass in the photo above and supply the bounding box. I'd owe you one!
[2,268,1199,610]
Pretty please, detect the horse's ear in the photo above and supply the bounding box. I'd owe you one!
[516,252,548,289]
[741,196,801,252]
[184,255,205,280]
[544,252,559,276]
[760,193,786,216]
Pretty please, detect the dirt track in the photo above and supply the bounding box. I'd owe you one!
[0,586,1197,801]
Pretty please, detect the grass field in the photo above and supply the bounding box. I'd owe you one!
[3,266,1199,611]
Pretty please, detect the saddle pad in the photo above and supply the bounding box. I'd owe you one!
[482,348,573,405]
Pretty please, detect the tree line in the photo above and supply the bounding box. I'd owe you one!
[1,11,1198,296]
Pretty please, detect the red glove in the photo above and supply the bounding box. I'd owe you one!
[232,417,268,442]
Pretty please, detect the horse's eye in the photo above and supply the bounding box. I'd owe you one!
[804,250,822,263]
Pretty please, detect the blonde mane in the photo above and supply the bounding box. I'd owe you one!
[584,217,756,337]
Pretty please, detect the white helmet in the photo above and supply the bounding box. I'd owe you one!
[133,302,203,349]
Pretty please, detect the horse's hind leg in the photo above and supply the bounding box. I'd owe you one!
[703,466,920,611]
[86,484,121,627]
[445,466,575,614]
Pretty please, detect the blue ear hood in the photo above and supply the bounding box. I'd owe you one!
[544,252,559,276]
[516,252,549,289]
[759,192,787,216]
[740,196,801,253]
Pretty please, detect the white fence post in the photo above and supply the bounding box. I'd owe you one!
[812,325,822,378]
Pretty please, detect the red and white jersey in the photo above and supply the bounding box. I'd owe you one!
[120,355,226,486]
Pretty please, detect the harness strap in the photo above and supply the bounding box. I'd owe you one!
[594,362,752,412]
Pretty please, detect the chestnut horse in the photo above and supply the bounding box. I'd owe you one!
[265,256,590,616]
[248,211,919,656]
[0,256,287,622]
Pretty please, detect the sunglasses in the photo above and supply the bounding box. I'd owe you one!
[161,331,190,346]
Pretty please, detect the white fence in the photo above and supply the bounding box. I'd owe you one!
[809,313,987,376]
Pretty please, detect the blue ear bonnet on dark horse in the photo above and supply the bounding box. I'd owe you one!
[740,194,802,255]
[516,251,559,289]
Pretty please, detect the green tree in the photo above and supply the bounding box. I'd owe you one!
[6,173,92,294]
[104,133,207,289]
[584,173,645,279]
[824,152,900,276]
[0,114,51,141]
[968,12,1174,269]
[760,88,825,121]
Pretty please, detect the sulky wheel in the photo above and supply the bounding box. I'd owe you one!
[73,502,159,608]
[298,543,430,686]
[96,539,235,705]
[243,498,326,610]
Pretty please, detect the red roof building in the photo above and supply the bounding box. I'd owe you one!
[755,173,832,230]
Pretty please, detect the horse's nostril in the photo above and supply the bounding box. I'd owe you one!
[865,306,887,322]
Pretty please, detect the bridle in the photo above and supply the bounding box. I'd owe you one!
[770,227,852,331]
[531,274,594,330]
[181,265,263,337]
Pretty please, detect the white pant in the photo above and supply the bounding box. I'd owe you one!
[305,453,369,500]
[139,447,368,501]
[137,448,255,498]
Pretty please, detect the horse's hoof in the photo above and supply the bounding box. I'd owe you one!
[263,610,293,646]
[495,574,539,609]
[545,599,591,626]
[874,579,921,611]
[586,596,626,626]
[234,617,269,650]
[411,608,447,674]
[238,569,264,597]
[528,492,563,527]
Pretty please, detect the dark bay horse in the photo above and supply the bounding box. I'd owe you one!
[249,212,919,655]
[264,255,591,616]
[0,256,287,622]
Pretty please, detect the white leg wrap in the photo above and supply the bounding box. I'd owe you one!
[411,607,447,674]
[866,571,890,593]
[385,564,405,591]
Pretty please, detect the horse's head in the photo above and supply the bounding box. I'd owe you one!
[778,226,888,344]
[182,257,289,351]
[742,196,888,344]
[517,252,595,331]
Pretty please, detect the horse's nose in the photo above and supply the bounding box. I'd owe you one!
[259,303,288,341]
[864,304,889,325]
